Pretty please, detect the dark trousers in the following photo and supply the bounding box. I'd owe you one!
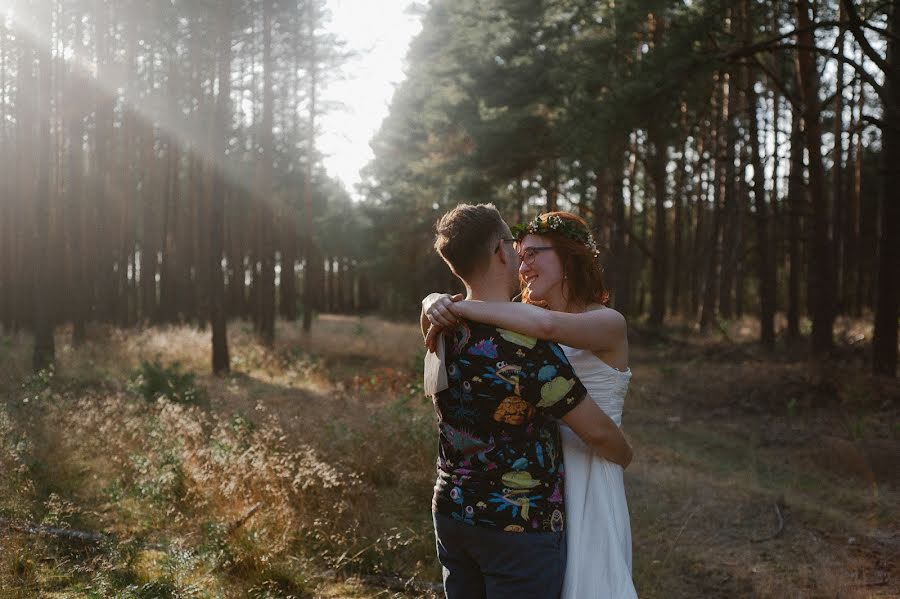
[433,513,566,599]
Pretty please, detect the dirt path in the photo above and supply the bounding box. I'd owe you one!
[622,333,899,598]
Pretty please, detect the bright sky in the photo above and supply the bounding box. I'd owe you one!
[319,0,424,199]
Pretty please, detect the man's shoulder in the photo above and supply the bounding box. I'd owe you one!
[456,320,537,352]
[454,320,568,363]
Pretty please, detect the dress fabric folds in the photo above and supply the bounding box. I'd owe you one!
[559,345,638,599]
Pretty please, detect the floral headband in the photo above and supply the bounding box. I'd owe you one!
[510,215,601,258]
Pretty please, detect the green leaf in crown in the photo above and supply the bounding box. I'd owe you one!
[510,216,600,258]
[510,223,528,239]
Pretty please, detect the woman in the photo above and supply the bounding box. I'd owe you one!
[424,211,637,598]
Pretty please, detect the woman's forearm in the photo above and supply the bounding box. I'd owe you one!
[455,300,623,350]
[596,427,633,467]
[560,400,633,468]
[455,301,554,340]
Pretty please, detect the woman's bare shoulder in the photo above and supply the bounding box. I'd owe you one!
[585,304,625,319]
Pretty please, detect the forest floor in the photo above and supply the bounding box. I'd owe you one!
[0,314,897,598]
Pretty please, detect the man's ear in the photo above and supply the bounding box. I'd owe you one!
[496,245,510,266]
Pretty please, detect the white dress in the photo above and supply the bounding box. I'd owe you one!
[559,345,638,599]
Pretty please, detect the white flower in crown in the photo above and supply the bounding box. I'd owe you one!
[513,215,601,258]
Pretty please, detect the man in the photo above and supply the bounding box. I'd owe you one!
[422,203,632,598]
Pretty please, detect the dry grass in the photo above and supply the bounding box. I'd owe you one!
[0,315,435,598]
[0,313,896,598]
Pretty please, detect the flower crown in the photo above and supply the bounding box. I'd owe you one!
[511,215,600,258]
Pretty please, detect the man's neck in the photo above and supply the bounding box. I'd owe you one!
[465,279,512,303]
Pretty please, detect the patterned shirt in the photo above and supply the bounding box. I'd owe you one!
[431,320,586,533]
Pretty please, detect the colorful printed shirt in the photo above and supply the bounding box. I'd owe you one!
[431,320,587,533]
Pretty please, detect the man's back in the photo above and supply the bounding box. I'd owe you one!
[432,319,586,533]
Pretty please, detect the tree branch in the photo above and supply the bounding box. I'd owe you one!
[763,43,887,104]
[750,500,786,543]
[722,20,844,60]
[722,18,895,63]
[859,112,892,132]
[743,56,802,110]
[819,89,839,113]
[840,0,891,75]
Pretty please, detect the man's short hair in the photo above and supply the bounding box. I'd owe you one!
[434,203,508,280]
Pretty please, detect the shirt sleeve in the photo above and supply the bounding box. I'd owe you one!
[516,339,586,419]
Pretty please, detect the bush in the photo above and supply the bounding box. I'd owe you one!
[131,360,202,405]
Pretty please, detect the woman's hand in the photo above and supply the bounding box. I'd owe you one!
[421,293,463,352]
[423,293,464,328]
[618,433,634,469]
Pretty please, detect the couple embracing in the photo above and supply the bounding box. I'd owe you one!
[421,203,637,598]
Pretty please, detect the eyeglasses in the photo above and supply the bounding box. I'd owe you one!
[517,246,554,265]
[494,237,516,253]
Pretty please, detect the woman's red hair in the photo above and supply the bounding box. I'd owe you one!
[520,212,609,308]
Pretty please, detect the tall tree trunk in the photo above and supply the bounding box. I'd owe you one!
[620,136,639,317]
[648,126,668,327]
[872,2,899,377]
[93,0,114,323]
[32,0,55,372]
[336,258,346,312]
[302,0,319,332]
[0,27,10,333]
[609,137,628,312]
[139,13,159,326]
[718,64,741,320]
[849,76,864,317]
[671,129,688,316]
[748,71,776,347]
[139,121,158,324]
[690,128,707,317]
[210,0,233,374]
[119,17,139,327]
[13,24,35,334]
[158,60,179,323]
[769,62,783,335]
[700,72,727,331]
[832,2,847,314]
[65,15,88,345]
[323,257,332,313]
[593,162,612,250]
[637,174,649,317]
[280,235,297,320]
[648,14,668,327]
[786,109,804,342]
[189,20,207,327]
[844,70,861,316]
[257,0,276,345]
[545,163,559,212]
[795,0,835,354]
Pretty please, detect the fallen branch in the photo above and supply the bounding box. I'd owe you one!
[227,502,262,535]
[2,518,168,551]
[662,503,701,566]
[0,517,109,544]
[751,501,785,543]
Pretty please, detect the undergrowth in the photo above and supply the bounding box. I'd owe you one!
[0,315,895,598]
[0,318,437,597]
